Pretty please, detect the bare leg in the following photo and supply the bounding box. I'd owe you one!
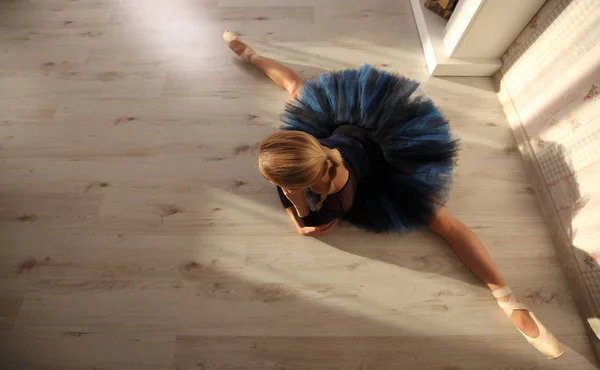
[248,54,304,98]
[224,31,304,98]
[428,208,540,338]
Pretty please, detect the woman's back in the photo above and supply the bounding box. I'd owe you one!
[277,131,372,226]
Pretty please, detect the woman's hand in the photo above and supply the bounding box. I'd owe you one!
[284,202,337,237]
[296,219,337,237]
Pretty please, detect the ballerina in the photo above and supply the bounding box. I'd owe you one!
[224,30,564,359]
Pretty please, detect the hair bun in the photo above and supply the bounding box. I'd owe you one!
[326,149,342,168]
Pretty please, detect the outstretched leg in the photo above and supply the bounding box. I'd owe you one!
[224,30,304,99]
[428,208,538,335]
[429,209,562,357]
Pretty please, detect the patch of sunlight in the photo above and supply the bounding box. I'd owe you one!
[504,6,600,122]
[127,0,215,50]
[571,195,600,254]
[205,186,290,224]
[587,317,600,339]
[457,131,506,150]
[201,188,494,337]
[520,53,600,130]
[240,255,499,337]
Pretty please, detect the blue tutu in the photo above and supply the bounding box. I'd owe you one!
[281,64,458,234]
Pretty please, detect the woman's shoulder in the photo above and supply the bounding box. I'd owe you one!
[319,132,360,146]
[319,133,364,159]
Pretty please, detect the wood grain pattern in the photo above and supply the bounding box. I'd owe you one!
[172,335,595,370]
[0,327,175,370]
[0,0,597,368]
[0,289,23,327]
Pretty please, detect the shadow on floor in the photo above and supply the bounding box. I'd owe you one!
[539,142,590,257]
[322,226,483,288]
[166,269,593,369]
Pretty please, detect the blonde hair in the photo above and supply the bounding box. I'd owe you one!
[258,131,343,208]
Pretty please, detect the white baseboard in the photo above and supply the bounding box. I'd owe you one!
[409,0,502,77]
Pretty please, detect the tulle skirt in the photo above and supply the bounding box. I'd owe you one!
[282,64,458,234]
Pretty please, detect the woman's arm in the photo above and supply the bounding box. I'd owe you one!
[276,186,338,236]
[285,207,337,236]
[280,188,310,217]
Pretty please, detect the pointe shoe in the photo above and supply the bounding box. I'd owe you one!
[492,286,564,359]
[223,30,255,62]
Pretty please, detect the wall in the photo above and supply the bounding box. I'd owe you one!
[446,0,546,58]
[495,0,600,331]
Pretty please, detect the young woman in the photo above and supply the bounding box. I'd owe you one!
[224,30,563,358]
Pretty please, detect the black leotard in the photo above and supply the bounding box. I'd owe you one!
[277,128,377,226]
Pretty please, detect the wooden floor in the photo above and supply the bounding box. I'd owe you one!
[0,0,597,369]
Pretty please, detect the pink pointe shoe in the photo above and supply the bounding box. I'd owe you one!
[493,286,564,359]
[223,30,255,62]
